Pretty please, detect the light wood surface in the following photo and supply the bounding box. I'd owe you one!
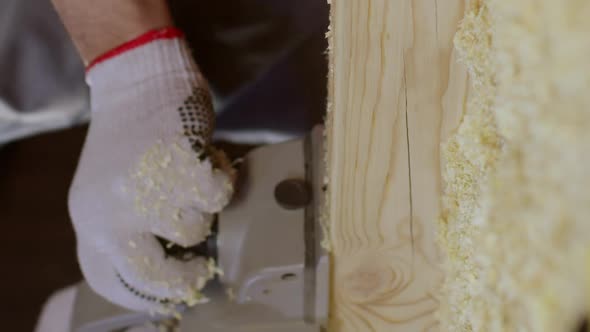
[326,0,469,330]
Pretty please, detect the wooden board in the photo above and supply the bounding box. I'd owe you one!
[325,0,469,330]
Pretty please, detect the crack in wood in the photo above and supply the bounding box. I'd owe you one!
[403,55,415,260]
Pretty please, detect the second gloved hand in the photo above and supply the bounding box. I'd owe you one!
[68,28,234,312]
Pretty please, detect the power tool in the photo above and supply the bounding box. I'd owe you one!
[71,126,329,332]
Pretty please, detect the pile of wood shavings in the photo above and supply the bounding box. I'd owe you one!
[126,136,233,313]
[438,1,501,330]
[439,0,590,330]
[129,138,233,246]
[150,257,223,320]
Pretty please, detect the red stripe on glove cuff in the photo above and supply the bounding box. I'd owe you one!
[86,27,185,72]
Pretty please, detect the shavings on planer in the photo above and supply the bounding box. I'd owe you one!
[123,135,238,320]
[121,136,236,318]
[183,287,210,307]
[195,276,208,290]
[165,258,222,308]
[152,303,184,322]
[127,135,233,246]
[206,257,224,278]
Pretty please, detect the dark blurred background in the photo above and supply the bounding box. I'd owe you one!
[0,126,85,331]
[0,0,328,331]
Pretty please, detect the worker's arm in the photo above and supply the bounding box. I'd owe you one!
[51,0,173,65]
[52,0,235,312]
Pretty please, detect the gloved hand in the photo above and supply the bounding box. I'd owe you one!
[68,28,235,312]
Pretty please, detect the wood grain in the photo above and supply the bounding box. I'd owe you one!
[326,0,469,330]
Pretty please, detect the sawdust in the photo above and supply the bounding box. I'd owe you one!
[438,2,500,330]
[124,135,233,311]
[321,0,335,254]
[439,0,590,330]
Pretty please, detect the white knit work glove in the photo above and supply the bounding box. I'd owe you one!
[68,28,234,312]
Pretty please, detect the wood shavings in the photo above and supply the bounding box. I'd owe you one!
[127,136,233,245]
[206,257,224,278]
[439,0,590,330]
